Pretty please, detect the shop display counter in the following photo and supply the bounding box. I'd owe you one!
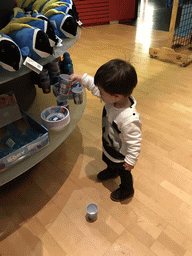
[0,28,81,110]
[0,86,86,186]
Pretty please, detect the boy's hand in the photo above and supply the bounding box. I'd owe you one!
[69,73,83,86]
[123,162,134,171]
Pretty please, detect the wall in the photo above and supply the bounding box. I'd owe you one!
[109,0,136,22]
[74,0,137,26]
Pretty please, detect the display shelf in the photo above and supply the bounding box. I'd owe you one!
[0,86,86,186]
[0,27,81,85]
[0,27,81,110]
[0,25,83,186]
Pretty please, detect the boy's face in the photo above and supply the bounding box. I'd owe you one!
[98,86,117,104]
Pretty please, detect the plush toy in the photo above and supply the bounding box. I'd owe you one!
[0,33,23,72]
[52,0,81,26]
[38,0,78,37]
[46,10,77,38]
[1,23,53,61]
[17,0,73,17]
[67,1,80,25]
[31,10,58,45]
[10,7,26,19]
[16,0,36,9]
[0,0,80,72]
[11,8,58,46]
[33,0,68,13]
[16,0,78,39]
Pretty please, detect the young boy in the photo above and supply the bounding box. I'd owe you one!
[69,59,142,202]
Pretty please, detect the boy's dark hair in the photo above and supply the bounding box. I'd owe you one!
[94,59,137,96]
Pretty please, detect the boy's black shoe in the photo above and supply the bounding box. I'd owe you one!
[110,188,134,202]
[97,168,118,181]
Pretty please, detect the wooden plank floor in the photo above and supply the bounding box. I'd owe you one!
[1,24,192,256]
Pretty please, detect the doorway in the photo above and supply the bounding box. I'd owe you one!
[127,0,172,31]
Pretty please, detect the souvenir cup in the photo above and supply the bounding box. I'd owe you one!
[39,68,49,79]
[72,86,83,105]
[49,59,60,72]
[86,203,98,222]
[39,68,50,92]
[39,69,51,93]
[49,71,60,85]
[56,94,69,110]
[41,79,51,93]
[59,74,72,94]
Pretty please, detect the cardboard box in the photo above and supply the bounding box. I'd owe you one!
[0,91,23,128]
[0,109,49,172]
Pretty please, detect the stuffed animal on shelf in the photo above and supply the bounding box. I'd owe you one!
[16,0,78,39]
[38,0,79,37]
[11,8,58,46]
[0,33,23,72]
[31,11,58,46]
[45,10,77,38]
[16,0,36,9]
[0,0,80,72]
[52,0,81,27]
[0,22,53,61]
[67,1,80,25]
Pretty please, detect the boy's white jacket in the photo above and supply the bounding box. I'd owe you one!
[81,73,142,167]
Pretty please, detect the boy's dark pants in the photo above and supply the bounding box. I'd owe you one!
[102,153,133,191]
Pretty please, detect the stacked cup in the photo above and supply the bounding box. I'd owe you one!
[39,68,51,93]
[56,94,69,110]
[72,85,83,105]
[48,59,60,85]
[55,74,72,110]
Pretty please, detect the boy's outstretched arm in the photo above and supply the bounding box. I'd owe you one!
[70,73,101,99]
[69,73,83,86]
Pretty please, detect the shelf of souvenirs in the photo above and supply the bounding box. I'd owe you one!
[0,27,81,85]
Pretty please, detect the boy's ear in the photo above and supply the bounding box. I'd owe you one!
[114,94,122,100]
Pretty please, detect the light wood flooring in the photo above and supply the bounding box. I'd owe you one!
[0,23,192,256]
